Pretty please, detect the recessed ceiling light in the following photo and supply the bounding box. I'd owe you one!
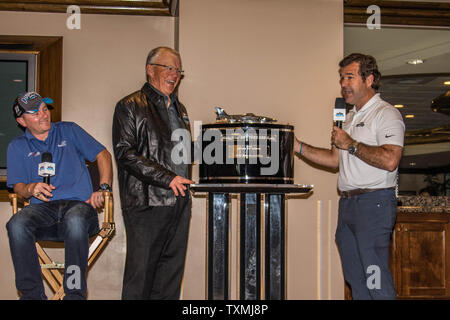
[444,81,450,85]
[407,59,424,65]
[405,114,415,118]
[394,104,404,108]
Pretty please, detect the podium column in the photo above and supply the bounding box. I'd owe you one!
[240,193,261,300]
[264,194,285,300]
[207,193,230,300]
[192,183,312,300]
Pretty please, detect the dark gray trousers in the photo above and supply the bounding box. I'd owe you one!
[121,196,191,300]
[335,188,397,300]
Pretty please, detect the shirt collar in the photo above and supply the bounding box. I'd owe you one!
[24,123,53,142]
[145,82,178,106]
[352,93,381,114]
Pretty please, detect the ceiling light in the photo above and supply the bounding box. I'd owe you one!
[444,81,450,85]
[407,59,424,65]
[12,79,23,82]
[394,104,404,108]
[409,162,416,166]
[405,114,415,118]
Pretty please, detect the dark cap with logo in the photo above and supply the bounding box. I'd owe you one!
[13,91,54,118]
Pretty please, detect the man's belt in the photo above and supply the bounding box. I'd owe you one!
[340,187,394,198]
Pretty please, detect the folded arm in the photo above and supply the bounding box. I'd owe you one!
[332,126,402,172]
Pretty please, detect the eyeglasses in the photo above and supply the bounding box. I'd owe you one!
[150,63,184,75]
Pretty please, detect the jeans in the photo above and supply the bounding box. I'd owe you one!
[6,200,99,300]
[335,188,397,300]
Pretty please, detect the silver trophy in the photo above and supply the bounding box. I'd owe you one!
[215,107,276,124]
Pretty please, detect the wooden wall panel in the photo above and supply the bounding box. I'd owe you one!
[0,0,178,16]
[344,0,450,27]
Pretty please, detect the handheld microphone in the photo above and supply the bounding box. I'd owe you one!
[333,97,347,129]
[39,151,55,184]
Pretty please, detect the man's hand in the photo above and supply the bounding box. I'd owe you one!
[331,126,354,150]
[293,136,301,154]
[169,176,194,197]
[29,182,55,202]
[331,126,403,171]
[86,190,105,209]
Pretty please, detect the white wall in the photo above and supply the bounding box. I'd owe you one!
[179,0,344,299]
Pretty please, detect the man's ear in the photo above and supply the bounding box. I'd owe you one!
[365,74,374,89]
[16,117,27,128]
[146,64,154,80]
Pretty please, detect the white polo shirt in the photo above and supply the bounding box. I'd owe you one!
[338,93,405,191]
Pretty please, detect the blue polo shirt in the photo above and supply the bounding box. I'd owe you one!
[7,122,105,204]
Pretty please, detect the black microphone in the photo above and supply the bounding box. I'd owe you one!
[39,152,55,184]
[333,97,346,129]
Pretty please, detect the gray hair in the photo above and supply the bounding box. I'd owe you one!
[145,46,181,81]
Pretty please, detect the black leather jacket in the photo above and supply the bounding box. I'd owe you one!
[112,82,191,209]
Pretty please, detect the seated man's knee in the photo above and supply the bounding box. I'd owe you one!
[6,211,34,240]
[63,202,97,237]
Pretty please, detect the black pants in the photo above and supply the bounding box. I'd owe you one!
[121,196,191,300]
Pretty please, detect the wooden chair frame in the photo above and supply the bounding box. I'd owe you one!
[8,191,115,300]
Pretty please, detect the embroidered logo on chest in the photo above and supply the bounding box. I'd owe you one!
[58,140,67,147]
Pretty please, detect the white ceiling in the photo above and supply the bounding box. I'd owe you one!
[344,26,450,76]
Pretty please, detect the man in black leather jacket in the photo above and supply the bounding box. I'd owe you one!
[113,47,194,299]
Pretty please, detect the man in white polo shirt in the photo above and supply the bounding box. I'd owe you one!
[294,53,404,299]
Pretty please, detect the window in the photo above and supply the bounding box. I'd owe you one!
[0,36,62,201]
[0,53,37,176]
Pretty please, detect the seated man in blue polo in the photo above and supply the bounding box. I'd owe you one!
[6,91,113,300]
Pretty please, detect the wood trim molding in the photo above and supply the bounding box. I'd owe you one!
[344,0,450,27]
[1,1,448,22]
[0,0,178,16]
[0,35,63,123]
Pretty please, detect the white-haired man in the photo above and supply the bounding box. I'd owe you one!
[113,47,193,300]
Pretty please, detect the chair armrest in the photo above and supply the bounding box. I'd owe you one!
[101,191,114,223]
[8,193,30,214]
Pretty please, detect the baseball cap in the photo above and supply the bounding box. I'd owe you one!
[13,91,54,118]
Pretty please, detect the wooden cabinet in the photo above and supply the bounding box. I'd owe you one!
[345,212,450,299]
[392,212,450,299]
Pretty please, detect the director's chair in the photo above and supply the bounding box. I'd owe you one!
[8,166,115,300]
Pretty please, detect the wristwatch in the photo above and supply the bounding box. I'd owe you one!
[348,141,359,155]
[99,183,112,192]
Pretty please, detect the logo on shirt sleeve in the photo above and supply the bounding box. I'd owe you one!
[28,151,41,158]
